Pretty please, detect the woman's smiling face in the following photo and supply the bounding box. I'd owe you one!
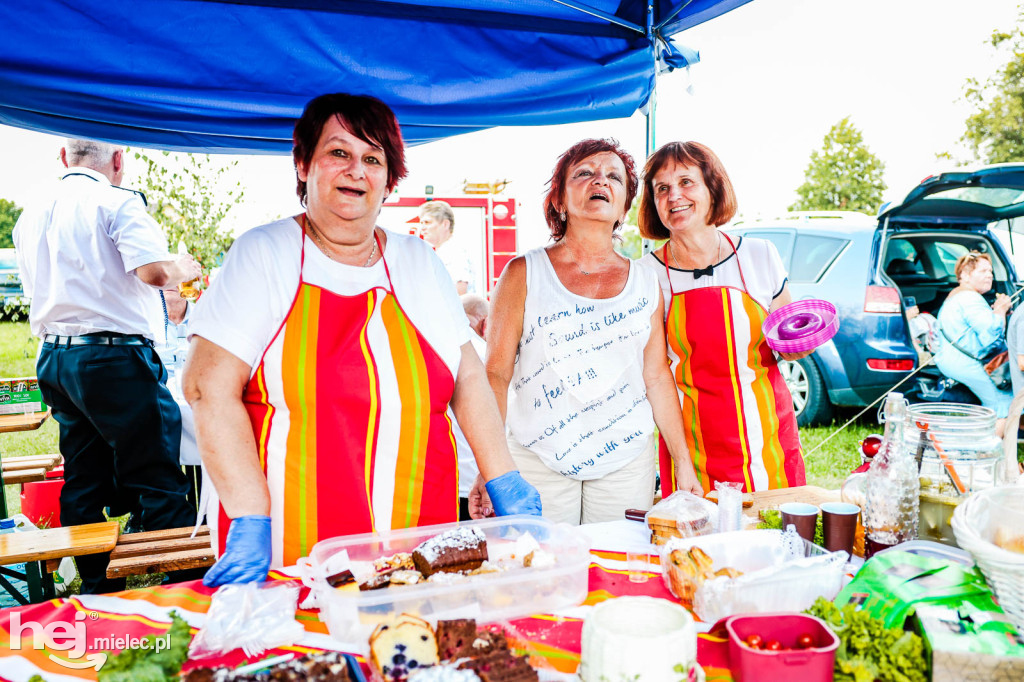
[651,159,713,235]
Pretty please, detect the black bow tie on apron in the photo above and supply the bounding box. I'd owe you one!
[693,264,715,279]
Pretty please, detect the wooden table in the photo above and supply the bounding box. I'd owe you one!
[0,409,52,516]
[0,520,119,604]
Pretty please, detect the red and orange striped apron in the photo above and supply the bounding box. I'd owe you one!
[659,234,805,495]
[214,217,459,567]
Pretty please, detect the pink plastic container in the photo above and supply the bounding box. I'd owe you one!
[726,612,838,682]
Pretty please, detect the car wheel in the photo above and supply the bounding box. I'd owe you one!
[779,356,832,427]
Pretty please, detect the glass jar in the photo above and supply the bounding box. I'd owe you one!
[903,403,1003,546]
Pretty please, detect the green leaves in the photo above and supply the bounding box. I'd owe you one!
[806,597,928,682]
[0,197,23,248]
[790,117,886,215]
[958,6,1024,163]
[98,611,192,682]
[132,150,243,276]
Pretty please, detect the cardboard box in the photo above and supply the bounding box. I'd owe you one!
[0,377,46,415]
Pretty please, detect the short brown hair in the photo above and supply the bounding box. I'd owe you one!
[419,200,455,233]
[292,93,407,206]
[638,141,737,239]
[954,251,991,280]
[542,139,638,241]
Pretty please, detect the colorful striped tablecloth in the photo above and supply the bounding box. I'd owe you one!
[0,549,733,681]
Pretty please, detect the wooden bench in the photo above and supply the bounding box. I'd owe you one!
[0,520,120,604]
[1,453,63,472]
[104,525,215,579]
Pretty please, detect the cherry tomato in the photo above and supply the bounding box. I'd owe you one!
[765,639,783,651]
[795,633,815,649]
[744,634,764,649]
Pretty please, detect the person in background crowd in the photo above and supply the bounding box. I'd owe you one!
[184,93,540,587]
[637,141,809,495]
[453,294,489,520]
[483,138,701,527]
[935,251,1012,436]
[13,138,200,594]
[1006,302,1024,398]
[419,199,475,294]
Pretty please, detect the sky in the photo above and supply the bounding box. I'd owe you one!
[0,0,1020,251]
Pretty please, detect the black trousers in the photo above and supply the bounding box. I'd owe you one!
[37,340,195,594]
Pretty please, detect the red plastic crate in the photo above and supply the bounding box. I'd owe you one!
[726,613,839,682]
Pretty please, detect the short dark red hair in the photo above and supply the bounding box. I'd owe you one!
[542,139,639,241]
[638,141,737,239]
[292,93,407,205]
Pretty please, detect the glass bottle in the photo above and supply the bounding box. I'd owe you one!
[176,241,201,301]
[863,392,920,558]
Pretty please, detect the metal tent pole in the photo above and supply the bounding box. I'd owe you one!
[642,0,657,256]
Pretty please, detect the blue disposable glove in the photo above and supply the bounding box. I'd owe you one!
[202,515,272,587]
[485,471,542,517]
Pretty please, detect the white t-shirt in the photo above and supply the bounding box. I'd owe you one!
[436,240,476,293]
[190,218,472,378]
[507,248,659,481]
[13,167,171,338]
[639,235,788,313]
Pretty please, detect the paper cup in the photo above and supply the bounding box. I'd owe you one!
[780,502,819,543]
[821,502,860,555]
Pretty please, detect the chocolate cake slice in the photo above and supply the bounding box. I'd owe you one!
[436,619,479,659]
[457,651,538,682]
[412,527,488,577]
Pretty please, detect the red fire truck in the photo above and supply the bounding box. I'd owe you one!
[379,195,517,295]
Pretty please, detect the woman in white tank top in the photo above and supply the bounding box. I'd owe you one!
[482,139,701,525]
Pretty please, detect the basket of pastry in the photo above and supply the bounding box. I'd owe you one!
[368,613,543,682]
[660,529,847,622]
[297,516,589,643]
[951,486,1024,633]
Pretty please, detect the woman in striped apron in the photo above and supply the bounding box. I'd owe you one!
[638,142,812,495]
[184,94,540,586]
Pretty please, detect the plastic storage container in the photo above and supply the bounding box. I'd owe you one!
[297,515,589,644]
[660,529,847,622]
[726,613,839,682]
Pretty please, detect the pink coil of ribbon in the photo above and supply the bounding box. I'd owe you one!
[762,299,839,354]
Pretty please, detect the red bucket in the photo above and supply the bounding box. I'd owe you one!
[20,478,64,528]
[726,613,839,682]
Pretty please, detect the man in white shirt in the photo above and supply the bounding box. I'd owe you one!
[454,293,488,519]
[14,138,202,594]
[419,200,475,294]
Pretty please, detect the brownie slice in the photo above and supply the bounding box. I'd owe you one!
[413,527,488,577]
[457,652,538,682]
[268,651,354,681]
[467,627,509,657]
[436,619,478,659]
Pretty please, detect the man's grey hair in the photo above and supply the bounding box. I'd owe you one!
[419,200,455,233]
[64,138,121,166]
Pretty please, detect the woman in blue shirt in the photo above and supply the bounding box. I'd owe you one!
[935,251,1013,435]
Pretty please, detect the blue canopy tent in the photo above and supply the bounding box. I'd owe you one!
[0,0,750,153]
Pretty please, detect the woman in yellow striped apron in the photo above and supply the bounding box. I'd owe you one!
[183,94,541,585]
[637,142,814,495]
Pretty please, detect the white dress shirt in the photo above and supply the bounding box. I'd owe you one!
[13,167,171,339]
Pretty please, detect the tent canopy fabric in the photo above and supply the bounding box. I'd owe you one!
[0,0,750,153]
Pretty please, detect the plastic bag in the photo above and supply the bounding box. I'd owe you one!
[188,581,305,659]
[646,490,717,539]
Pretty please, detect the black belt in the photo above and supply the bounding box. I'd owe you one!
[43,333,153,347]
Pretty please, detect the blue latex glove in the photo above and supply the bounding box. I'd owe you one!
[485,471,542,517]
[202,515,272,587]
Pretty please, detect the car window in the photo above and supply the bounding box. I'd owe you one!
[931,242,968,278]
[739,230,794,265]
[789,235,849,283]
[920,239,1008,281]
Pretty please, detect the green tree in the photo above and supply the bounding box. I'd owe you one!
[790,117,886,214]
[132,151,244,276]
[0,198,23,248]
[958,5,1024,163]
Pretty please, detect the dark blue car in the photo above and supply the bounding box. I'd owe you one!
[727,164,1024,426]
